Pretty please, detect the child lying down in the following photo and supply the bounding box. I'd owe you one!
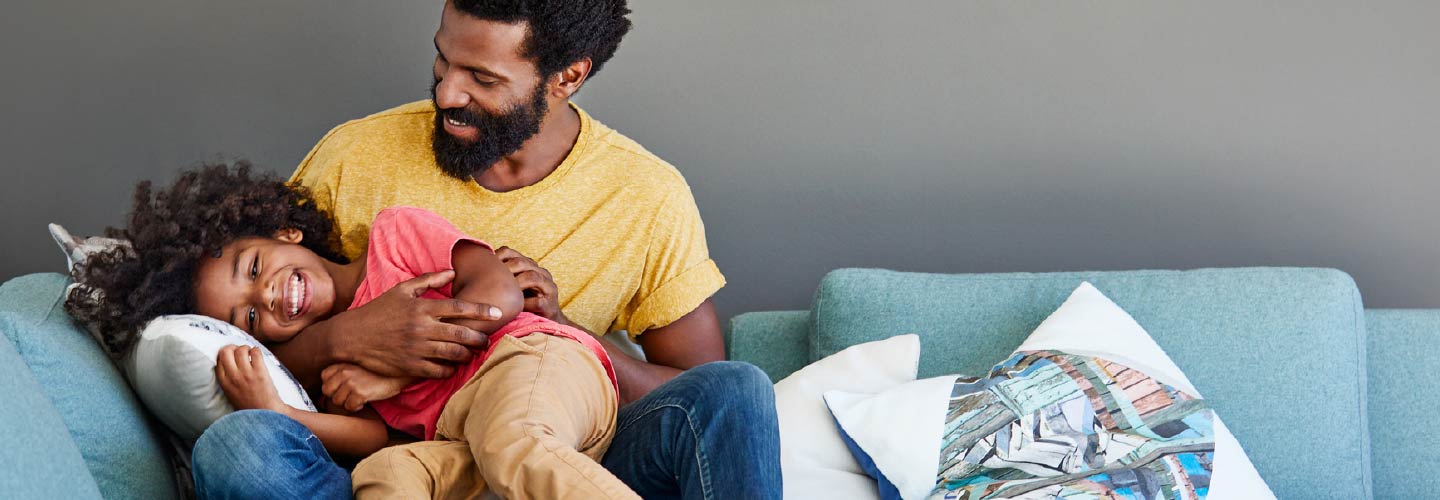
[69,163,636,499]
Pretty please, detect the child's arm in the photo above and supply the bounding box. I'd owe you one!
[321,362,414,412]
[216,345,389,458]
[307,242,522,413]
[448,241,524,332]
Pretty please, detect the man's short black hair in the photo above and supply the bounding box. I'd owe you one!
[452,0,632,80]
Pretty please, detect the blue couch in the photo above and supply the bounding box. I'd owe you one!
[3,267,1436,498]
[726,267,1438,500]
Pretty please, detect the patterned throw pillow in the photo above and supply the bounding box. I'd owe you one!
[823,282,1274,500]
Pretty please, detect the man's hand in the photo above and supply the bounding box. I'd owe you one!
[326,270,503,378]
[216,345,287,413]
[321,363,413,413]
[491,247,725,404]
[495,247,566,324]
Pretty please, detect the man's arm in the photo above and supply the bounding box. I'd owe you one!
[555,300,723,405]
[610,299,724,404]
[270,271,503,388]
[494,246,725,405]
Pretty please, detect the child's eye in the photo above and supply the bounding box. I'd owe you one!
[247,308,257,329]
[249,258,259,279]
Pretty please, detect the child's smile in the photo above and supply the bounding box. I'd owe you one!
[192,231,360,343]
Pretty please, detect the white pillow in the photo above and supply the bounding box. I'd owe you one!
[774,334,920,499]
[824,282,1276,500]
[125,315,316,443]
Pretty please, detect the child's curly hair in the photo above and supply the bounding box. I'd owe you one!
[66,162,346,357]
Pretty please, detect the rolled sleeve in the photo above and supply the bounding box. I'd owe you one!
[623,259,725,341]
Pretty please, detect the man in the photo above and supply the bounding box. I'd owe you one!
[189,1,781,498]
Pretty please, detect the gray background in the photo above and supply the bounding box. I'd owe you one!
[3,1,1437,321]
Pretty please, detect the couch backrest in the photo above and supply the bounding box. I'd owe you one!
[799,267,1369,500]
[0,273,178,499]
[1364,309,1440,499]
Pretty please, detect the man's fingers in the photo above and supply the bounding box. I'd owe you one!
[441,324,488,349]
[429,298,502,322]
[346,393,366,413]
[399,270,457,297]
[514,270,551,295]
[494,247,540,273]
[415,360,457,379]
[493,246,519,262]
[424,340,473,363]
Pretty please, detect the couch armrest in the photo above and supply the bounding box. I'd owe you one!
[725,310,810,382]
[1366,308,1440,499]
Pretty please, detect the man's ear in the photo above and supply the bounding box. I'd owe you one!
[549,58,593,100]
[274,228,303,244]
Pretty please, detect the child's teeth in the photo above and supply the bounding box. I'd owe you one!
[289,274,301,316]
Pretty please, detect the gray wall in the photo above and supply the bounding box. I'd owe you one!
[4,1,1437,322]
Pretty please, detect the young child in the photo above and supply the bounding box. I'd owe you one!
[70,163,637,499]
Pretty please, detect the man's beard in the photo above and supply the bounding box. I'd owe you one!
[431,81,549,180]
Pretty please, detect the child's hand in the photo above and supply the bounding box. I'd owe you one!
[215,345,286,413]
[321,363,413,413]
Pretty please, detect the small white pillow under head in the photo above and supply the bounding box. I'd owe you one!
[125,315,315,443]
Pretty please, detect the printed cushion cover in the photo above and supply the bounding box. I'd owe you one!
[824,282,1274,499]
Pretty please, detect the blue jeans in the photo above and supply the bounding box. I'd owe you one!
[192,361,781,499]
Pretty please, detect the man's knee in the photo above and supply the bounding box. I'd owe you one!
[687,361,774,403]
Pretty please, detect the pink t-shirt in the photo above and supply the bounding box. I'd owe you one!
[351,206,617,440]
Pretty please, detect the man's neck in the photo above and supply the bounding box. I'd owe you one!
[473,102,582,193]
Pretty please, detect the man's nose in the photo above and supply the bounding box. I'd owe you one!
[434,74,471,110]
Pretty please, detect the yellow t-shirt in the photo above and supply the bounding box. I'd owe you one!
[289,100,724,339]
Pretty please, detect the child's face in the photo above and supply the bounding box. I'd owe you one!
[193,231,338,343]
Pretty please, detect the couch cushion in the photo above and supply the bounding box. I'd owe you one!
[810,267,1369,500]
[0,333,103,498]
[0,273,177,499]
[1365,309,1440,500]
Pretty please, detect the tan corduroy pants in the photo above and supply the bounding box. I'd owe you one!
[352,334,637,500]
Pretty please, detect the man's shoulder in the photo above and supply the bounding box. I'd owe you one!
[580,109,691,194]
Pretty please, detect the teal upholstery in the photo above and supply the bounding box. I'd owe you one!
[725,310,809,382]
[1364,309,1440,499]
[730,267,1384,500]
[0,274,177,500]
[0,328,103,498]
